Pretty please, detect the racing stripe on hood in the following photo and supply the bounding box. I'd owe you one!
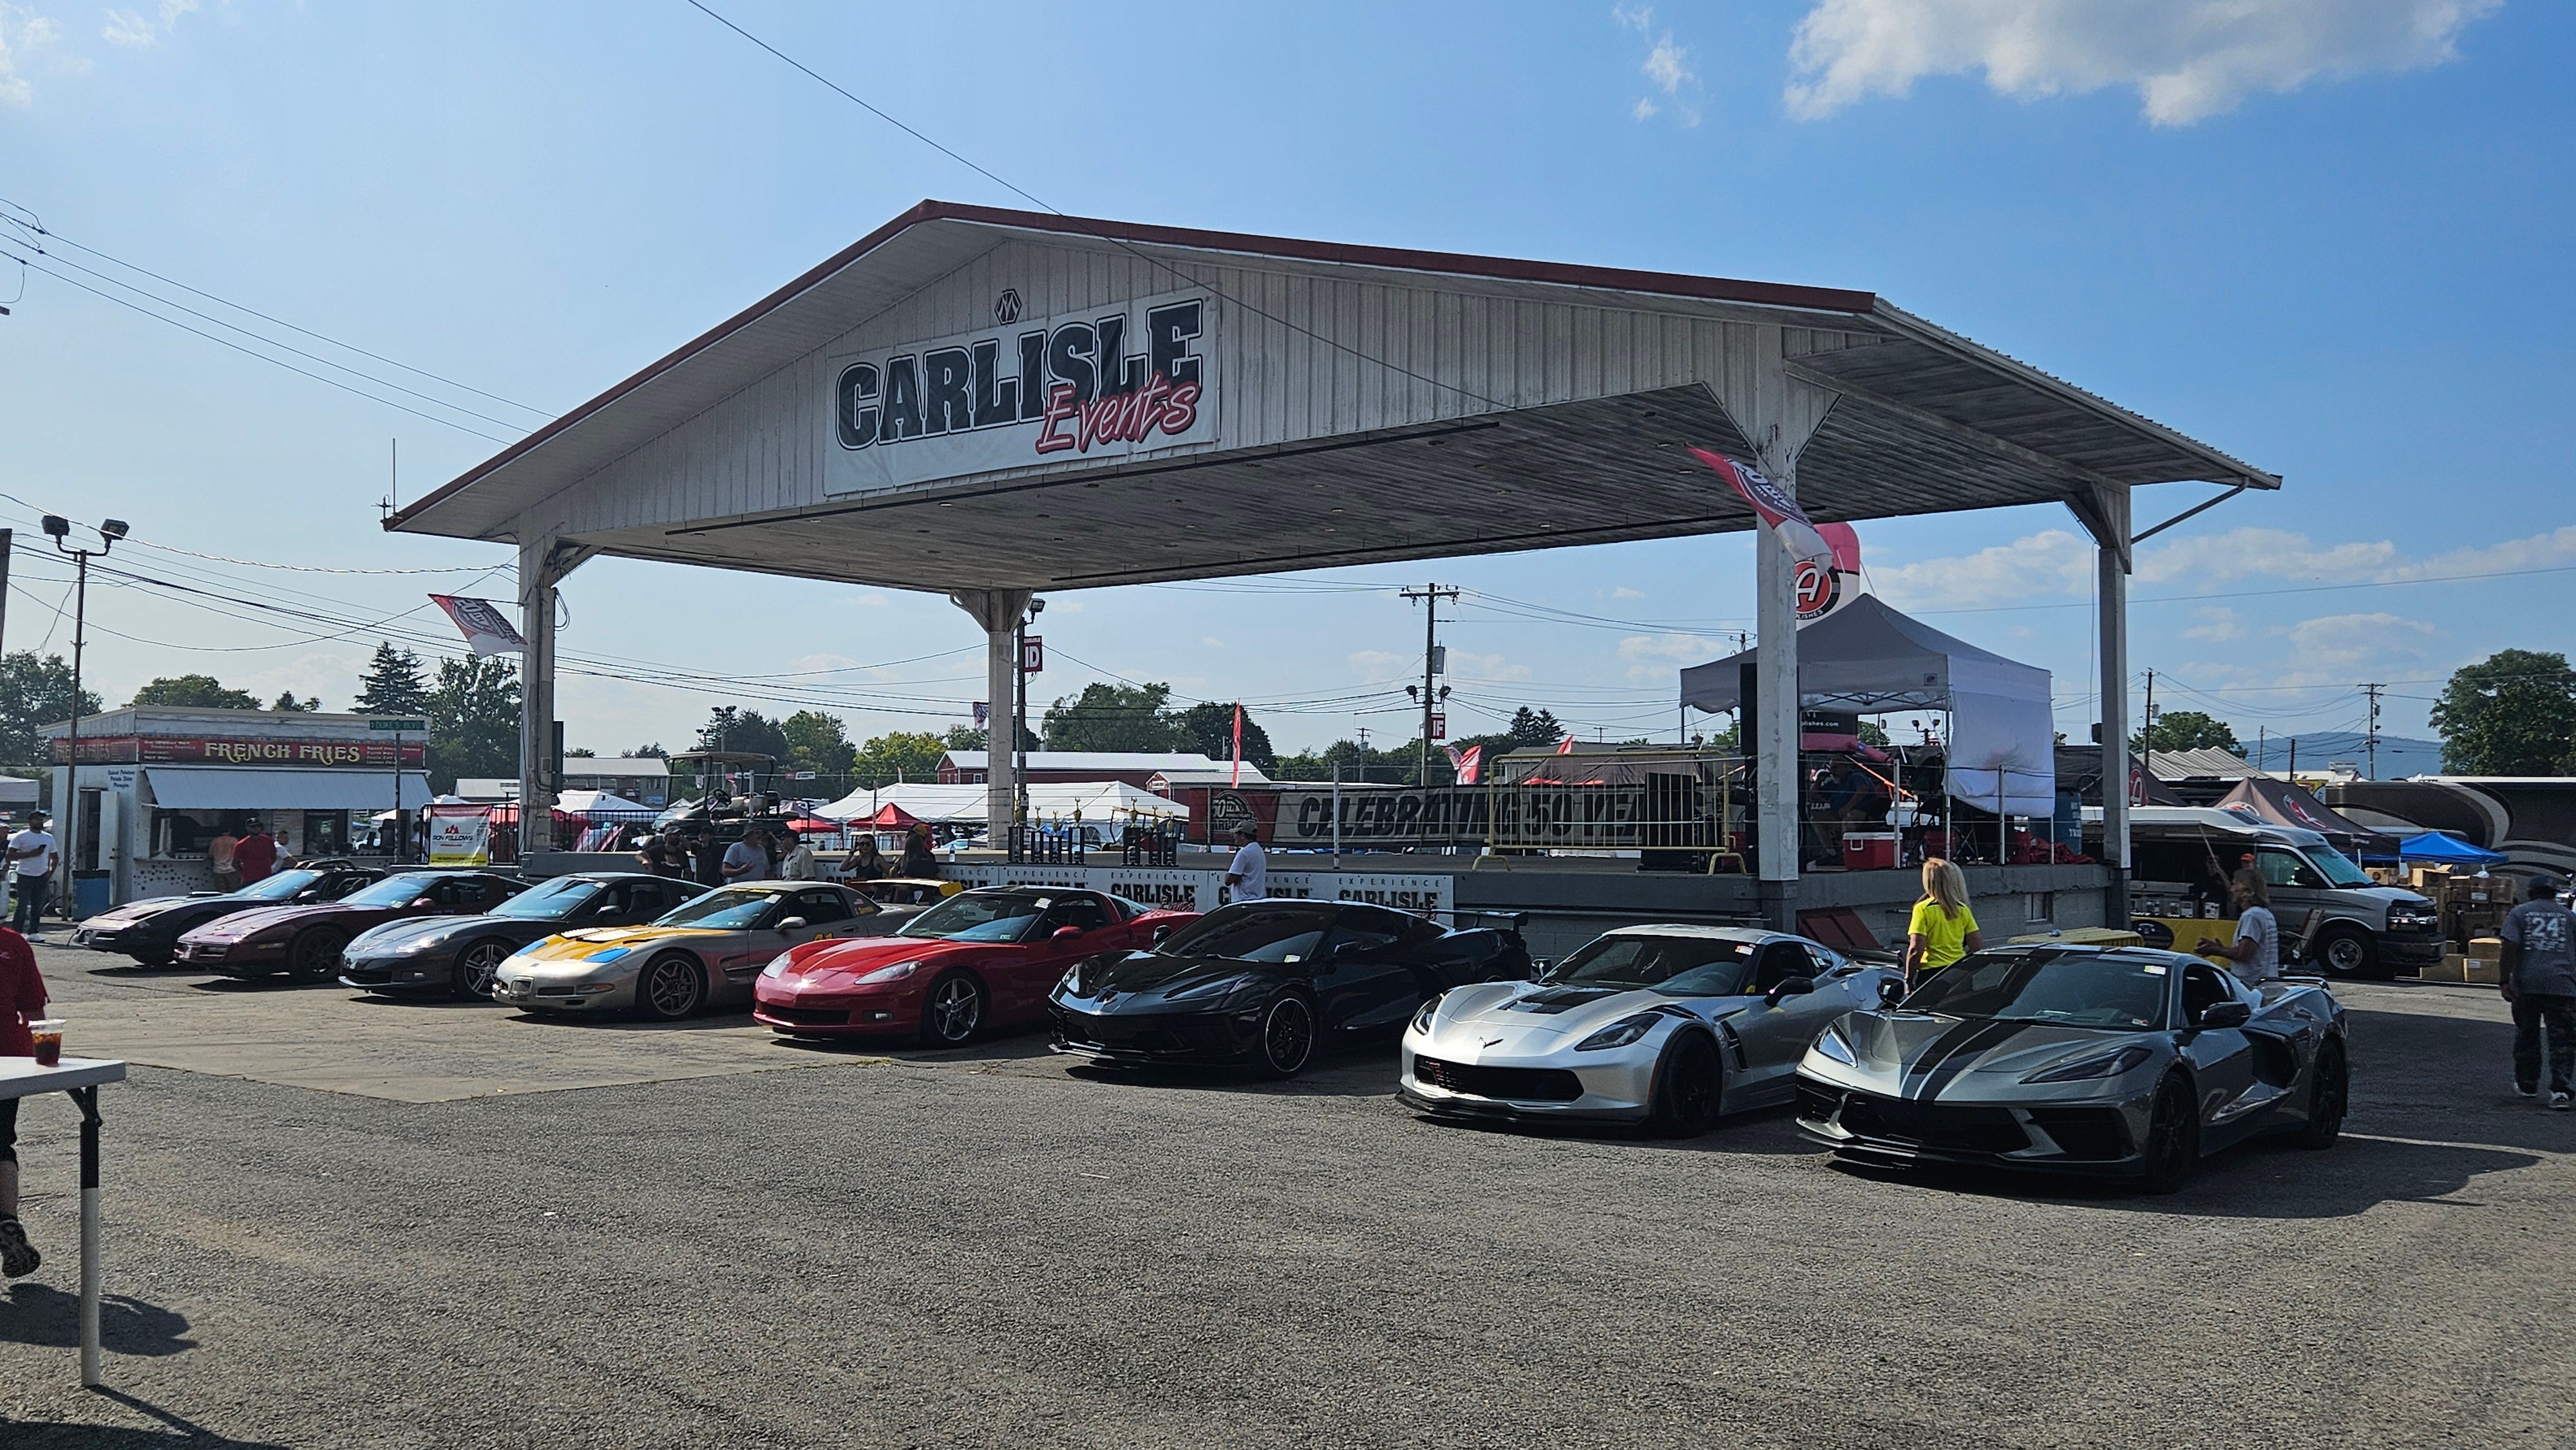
[1900,1019,2026,1102]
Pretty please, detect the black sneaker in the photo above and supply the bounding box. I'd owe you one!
[0,1216,37,1278]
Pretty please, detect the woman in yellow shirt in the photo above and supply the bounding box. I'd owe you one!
[1904,858,1984,983]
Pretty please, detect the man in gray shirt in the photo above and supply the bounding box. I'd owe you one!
[2500,875,2576,1109]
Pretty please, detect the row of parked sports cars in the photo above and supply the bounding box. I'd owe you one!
[69,863,2352,1193]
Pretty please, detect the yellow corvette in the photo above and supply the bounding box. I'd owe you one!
[491,881,922,1021]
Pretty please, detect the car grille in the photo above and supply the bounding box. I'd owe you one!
[340,965,393,984]
[177,941,225,961]
[1412,1055,1584,1102]
[1056,1012,1174,1053]
[2025,1106,2130,1160]
[1819,1089,2029,1154]
[762,1003,849,1026]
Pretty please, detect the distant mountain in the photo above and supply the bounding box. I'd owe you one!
[2244,731,2445,780]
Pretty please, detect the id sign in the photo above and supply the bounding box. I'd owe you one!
[825,288,1219,495]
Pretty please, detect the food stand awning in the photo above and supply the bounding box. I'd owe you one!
[144,767,431,812]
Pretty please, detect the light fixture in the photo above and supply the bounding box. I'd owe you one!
[99,519,128,541]
[40,515,66,538]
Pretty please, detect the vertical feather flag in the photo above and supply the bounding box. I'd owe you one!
[1690,449,1835,567]
[1231,703,1244,787]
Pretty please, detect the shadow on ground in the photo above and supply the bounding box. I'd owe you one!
[5,1390,293,1449]
[1403,1100,1821,1155]
[0,1284,196,1355]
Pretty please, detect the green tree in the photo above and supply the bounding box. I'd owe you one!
[1504,706,1566,749]
[625,744,668,759]
[130,675,261,709]
[2431,649,2576,775]
[352,642,431,716]
[426,657,520,793]
[696,706,793,765]
[564,748,596,758]
[272,691,323,712]
[0,652,100,766]
[941,721,1037,755]
[2134,708,2240,755]
[781,710,858,777]
[851,730,950,787]
[1041,682,1175,752]
[1171,701,1277,771]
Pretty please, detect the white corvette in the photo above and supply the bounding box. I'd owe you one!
[1398,925,1904,1136]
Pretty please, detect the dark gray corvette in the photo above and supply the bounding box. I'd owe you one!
[1795,945,2349,1192]
[338,872,698,999]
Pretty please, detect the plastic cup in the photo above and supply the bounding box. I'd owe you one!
[27,1018,62,1066]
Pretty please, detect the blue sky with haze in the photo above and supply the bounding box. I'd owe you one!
[0,0,2564,757]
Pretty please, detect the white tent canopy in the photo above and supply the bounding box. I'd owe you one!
[1678,593,2056,817]
[813,780,1186,827]
[558,789,651,817]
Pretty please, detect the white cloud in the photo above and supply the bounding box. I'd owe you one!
[1643,34,1693,92]
[100,0,191,50]
[0,5,64,106]
[851,592,890,608]
[1447,650,1531,683]
[1607,586,1647,600]
[1614,4,1703,125]
[1200,636,1225,648]
[1349,649,1409,677]
[1618,630,1723,681]
[2181,607,2243,643]
[1783,0,2502,127]
[1631,96,1660,120]
[1870,527,2096,610]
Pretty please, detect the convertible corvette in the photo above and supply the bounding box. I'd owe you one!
[1397,926,1903,1136]
[491,881,916,1021]
[1795,945,2349,1192]
[753,887,1192,1045]
[1050,899,1533,1078]
[339,872,699,999]
[173,870,525,982]
[69,863,384,965]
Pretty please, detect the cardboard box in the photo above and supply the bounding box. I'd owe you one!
[2422,954,2469,983]
[2412,865,2451,892]
[2466,958,2503,986]
[2468,937,2506,961]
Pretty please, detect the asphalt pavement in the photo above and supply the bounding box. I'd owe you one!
[1,940,2568,1449]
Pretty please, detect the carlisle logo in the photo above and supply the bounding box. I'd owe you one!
[825,288,1219,495]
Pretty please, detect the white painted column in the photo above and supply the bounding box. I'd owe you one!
[2094,485,2133,925]
[516,534,562,858]
[952,590,1032,843]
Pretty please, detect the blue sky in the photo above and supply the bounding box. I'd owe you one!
[0,0,2565,759]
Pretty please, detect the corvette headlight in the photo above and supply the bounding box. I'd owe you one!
[1057,962,1084,997]
[1575,1012,1663,1051]
[2022,1044,2155,1084]
[1812,1024,1858,1066]
[761,959,788,980]
[584,946,632,964]
[1410,993,1443,1035]
[855,960,922,985]
[1166,972,1250,1001]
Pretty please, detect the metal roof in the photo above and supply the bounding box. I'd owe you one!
[386,201,2277,591]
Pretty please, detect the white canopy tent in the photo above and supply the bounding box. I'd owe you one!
[557,789,652,818]
[1678,593,2056,817]
[814,780,1186,826]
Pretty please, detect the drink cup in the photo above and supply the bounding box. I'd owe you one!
[27,1018,63,1066]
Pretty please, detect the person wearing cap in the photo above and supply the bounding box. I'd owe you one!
[5,812,57,934]
[0,921,47,1276]
[1225,825,1269,903]
[2501,874,2576,1110]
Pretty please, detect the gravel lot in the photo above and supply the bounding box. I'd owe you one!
[0,941,2567,1449]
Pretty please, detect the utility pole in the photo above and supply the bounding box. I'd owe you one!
[2141,669,2156,785]
[44,515,126,923]
[2363,683,2383,781]
[2256,725,2266,774]
[1401,584,1458,787]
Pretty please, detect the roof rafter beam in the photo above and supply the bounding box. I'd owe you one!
[1781,359,2129,498]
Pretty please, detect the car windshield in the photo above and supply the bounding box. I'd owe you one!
[238,869,326,901]
[652,887,780,930]
[1154,904,1331,963]
[897,892,1046,943]
[1544,936,1757,995]
[2306,851,2372,888]
[340,874,444,909]
[489,878,605,921]
[1904,951,2169,1030]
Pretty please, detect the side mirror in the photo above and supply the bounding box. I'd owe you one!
[1150,923,1175,944]
[1052,925,1083,941]
[777,916,809,932]
[1877,977,1907,1008]
[2197,1001,2253,1030]
[1528,957,1553,981]
[1765,976,1817,1007]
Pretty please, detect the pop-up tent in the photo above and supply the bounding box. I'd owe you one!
[1678,593,2056,816]
[815,781,1186,826]
[2398,831,2510,867]
[2214,777,2399,861]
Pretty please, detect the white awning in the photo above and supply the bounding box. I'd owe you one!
[144,767,433,812]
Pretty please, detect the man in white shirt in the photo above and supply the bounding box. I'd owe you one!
[1225,827,1268,903]
[2196,867,2280,986]
[7,813,57,934]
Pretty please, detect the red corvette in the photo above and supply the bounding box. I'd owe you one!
[754,887,1192,1046]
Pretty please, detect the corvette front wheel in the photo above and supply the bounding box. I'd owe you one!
[1646,1031,1721,1138]
[1255,993,1316,1079]
[2138,1075,2202,1194]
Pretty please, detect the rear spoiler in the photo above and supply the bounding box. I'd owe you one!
[1434,909,1531,933]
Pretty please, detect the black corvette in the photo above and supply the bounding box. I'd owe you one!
[67,863,385,965]
[1049,899,1532,1077]
[337,871,698,999]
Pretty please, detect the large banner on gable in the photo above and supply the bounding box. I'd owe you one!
[824,288,1220,495]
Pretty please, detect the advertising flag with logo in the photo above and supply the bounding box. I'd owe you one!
[430,596,529,657]
[1690,449,1861,621]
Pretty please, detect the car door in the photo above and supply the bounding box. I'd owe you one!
[1004,896,1117,1023]
[2177,959,2264,1145]
[1728,941,1849,1102]
[1308,907,1419,1038]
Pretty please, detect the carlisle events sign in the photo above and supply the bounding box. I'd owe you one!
[826,288,1218,494]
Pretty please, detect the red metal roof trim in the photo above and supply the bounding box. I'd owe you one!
[386,200,1877,532]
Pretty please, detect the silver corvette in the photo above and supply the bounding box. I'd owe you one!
[1795,944,2349,1192]
[1397,926,1905,1136]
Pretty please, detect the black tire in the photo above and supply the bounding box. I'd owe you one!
[451,939,515,1001]
[2138,1073,2202,1194]
[132,945,174,967]
[919,970,987,1048]
[1645,1031,1723,1138]
[2313,926,2376,980]
[287,928,349,985]
[2295,1039,2348,1150]
[634,953,706,1021]
[1254,992,1317,1078]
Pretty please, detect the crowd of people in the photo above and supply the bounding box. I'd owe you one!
[629,821,939,887]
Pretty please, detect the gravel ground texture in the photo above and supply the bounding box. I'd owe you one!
[0,943,2568,1449]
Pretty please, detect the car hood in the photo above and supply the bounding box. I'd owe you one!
[184,902,357,941]
[349,914,540,954]
[1819,1012,2160,1100]
[767,936,973,989]
[82,896,205,928]
[509,925,728,964]
[1426,979,1734,1050]
[1081,950,1291,996]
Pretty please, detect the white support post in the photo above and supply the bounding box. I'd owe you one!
[952,590,1033,848]
[516,533,564,860]
[2094,485,2134,926]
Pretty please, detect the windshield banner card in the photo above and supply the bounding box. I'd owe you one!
[942,864,1453,915]
[824,288,1219,496]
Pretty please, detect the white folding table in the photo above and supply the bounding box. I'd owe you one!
[0,1055,126,1386]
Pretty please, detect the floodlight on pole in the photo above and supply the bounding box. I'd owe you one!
[46,518,122,927]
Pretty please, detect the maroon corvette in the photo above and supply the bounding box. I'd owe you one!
[173,870,524,983]
[753,887,1191,1046]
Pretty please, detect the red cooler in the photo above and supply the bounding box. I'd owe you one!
[1841,833,1899,871]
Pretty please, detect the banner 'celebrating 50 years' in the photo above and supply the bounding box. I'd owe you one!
[824,289,1220,495]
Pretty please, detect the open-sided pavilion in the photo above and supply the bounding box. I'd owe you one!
[387,200,2277,925]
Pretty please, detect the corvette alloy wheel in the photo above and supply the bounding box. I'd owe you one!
[1649,1031,1721,1138]
[455,940,512,999]
[638,954,705,1021]
[288,928,348,985]
[2297,1040,2348,1149]
[1258,993,1316,1078]
[2139,1075,2202,1194]
[922,972,985,1046]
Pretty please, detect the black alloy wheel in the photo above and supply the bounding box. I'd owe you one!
[453,939,513,1000]
[2295,1040,2349,1150]
[1256,992,1317,1078]
[287,928,349,985]
[920,971,986,1047]
[2138,1074,2203,1194]
[636,953,706,1021]
[2314,927,2375,980]
[1647,1031,1723,1138]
